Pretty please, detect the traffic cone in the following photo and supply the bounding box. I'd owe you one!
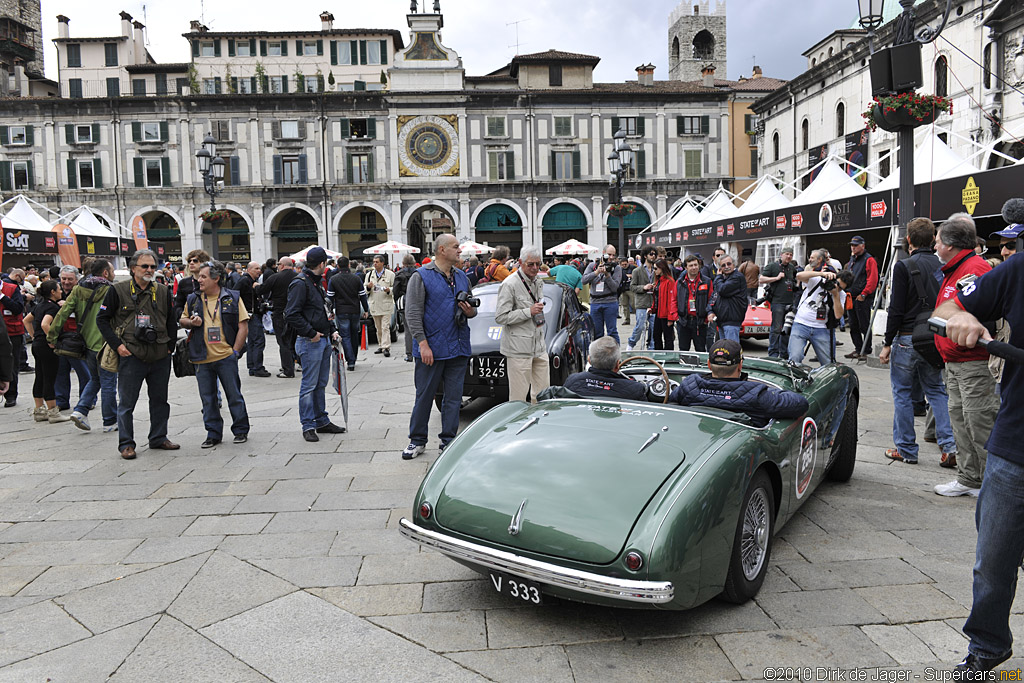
[360,324,368,350]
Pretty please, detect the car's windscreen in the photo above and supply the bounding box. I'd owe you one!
[470,291,561,348]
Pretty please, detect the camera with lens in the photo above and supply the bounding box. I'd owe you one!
[135,319,158,343]
[781,306,797,335]
[821,277,837,292]
[454,290,481,326]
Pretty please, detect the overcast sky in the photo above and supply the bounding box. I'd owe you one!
[39,0,849,84]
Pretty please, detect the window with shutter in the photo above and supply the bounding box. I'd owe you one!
[486,117,506,137]
[548,64,562,87]
[11,161,29,190]
[683,149,702,178]
[132,79,146,96]
[155,73,167,95]
[230,156,241,186]
[66,44,81,68]
[678,116,701,135]
[104,43,118,67]
[351,153,370,183]
[69,79,83,99]
[553,116,572,137]
[79,160,95,189]
[106,78,120,97]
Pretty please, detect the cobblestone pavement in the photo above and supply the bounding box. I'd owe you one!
[0,320,1020,681]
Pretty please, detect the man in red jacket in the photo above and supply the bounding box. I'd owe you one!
[932,214,999,498]
[844,235,879,359]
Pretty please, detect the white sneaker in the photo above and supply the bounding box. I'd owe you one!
[102,424,117,433]
[934,480,980,498]
[626,344,635,352]
[70,410,91,431]
[402,443,426,461]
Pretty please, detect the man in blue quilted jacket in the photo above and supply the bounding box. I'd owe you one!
[669,339,808,427]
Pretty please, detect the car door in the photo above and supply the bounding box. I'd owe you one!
[563,287,592,371]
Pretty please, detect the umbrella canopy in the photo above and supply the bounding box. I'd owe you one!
[458,240,493,256]
[364,240,420,254]
[289,245,343,261]
[545,238,601,256]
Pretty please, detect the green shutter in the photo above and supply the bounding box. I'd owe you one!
[488,153,497,181]
[230,155,240,186]
[25,160,33,189]
[214,77,222,94]
[192,40,199,57]
[92,123,100,143]
[359,40,367,65]
[271,121,280,139]
[295,40,303,56]
[213,40,221,57]
[636,116,645,137]
[261,75,268,92]
[550,151,557,179]
[572,150,581,179]
[0,126,8,145]
[133,157,143,187]
[131,121,141,141]
[281,40,288,56]
[230,77,238,92]
[330,40,337,65]
[677,115,684,136]
[65,123,74,144]
[350,40,358,65]
[92,158,102,188]
[25,126,33,146]
[346,152,353,184]
[506,151,515,180]
[281,75,288,93]
[380,40,387,64]
[0,163,10,191]
[366,154,374,183]
[250,76,257,92]
[260,40,267,56]
[636,149,646,178]
[273,155,282,184]
[227,38,235,57]
[611,116,619,135]
[354,80,365,91]
[339,118,350,138]
[161,157,171,187]
[317,39,323,56]
[250,39,256,54]
[67,159,77,189]
[317,75,325,91]
[701,115,710,135]
[159,121,168,141]
[366,117,376,139]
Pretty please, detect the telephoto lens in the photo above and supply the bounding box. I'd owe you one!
[782,308,796,335]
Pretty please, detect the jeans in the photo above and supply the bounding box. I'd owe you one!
[676,317,707,352]
[295,335,332,432]
[768,304,791,359]
[590,299,619,343]
[402,310,413,358]
[195,356,249,439]
[409,356,468,447]
[627,308,653,349]
[788,322,833,365]
[55,355,90,411]
[116,354,171,451]
[337,313,362,367]
[889,335,956,459]
[271,312,296,375]
[946,360,998,489]
[246,316,267,374]
[80,349,117,425]
[717,324,740,344]
[963,453,1024,661]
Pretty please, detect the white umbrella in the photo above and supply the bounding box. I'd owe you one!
[545,238,600,256]
[364,240,420,254]
[458,240,493,256]
[289,244,343,261]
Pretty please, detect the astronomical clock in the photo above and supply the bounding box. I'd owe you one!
[397,115,460,177]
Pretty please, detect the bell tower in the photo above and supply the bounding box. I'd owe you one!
[668,0,727,82]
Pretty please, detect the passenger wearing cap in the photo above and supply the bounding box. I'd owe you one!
[668,339,809,428]
[990,224,1020,262]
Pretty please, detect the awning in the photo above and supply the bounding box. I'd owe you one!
[1,196,54,232]
[874,134,980,191]
[795,158,867,205]
[67,207,118,238]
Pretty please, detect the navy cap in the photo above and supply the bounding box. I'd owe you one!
[709,339,742,366]
[990,224,1024,240]
[305,247,328,267]
[849,235,866,245]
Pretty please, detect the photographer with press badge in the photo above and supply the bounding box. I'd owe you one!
[759,247,799,359]
[496,246,549,403]
[96,249,179,460]
[786,249,848,366]
[401,234,477,460]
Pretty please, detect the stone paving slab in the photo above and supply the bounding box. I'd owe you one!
[0,599,92,666]
[446,646,575,683]
[567,635,741,682]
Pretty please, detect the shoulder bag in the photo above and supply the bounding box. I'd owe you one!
[54,288,104,359]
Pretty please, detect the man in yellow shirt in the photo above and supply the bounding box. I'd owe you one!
[179,261,250,448]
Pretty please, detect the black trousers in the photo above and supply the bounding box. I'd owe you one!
[271,312,296,376]
[849,296,872,354]
[652,317,675,350]
[676,318,707,352]
[6,333,23,402]
[31,339,58,401]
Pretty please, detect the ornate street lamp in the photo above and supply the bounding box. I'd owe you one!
[608,128,633,256]
[196,133,226,260]
[856,0,885,31]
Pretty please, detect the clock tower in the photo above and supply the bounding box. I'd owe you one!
[668,0,727,82]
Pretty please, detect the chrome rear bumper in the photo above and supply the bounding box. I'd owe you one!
[399,518,674,604]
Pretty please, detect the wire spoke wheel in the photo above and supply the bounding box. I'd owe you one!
[740,487,770,581]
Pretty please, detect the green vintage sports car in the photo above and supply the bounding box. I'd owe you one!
[399,352,859,610]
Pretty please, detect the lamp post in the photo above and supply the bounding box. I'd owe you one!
[607,128,633,256]
[195,133,226,260]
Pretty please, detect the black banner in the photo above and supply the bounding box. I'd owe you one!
[844,130,870,190]
[2,228,56,255]
[77,235,120,257]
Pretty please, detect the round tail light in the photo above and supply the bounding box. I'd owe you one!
[552,355,560,369]
[419,502,432,519]
[624,551,643,572]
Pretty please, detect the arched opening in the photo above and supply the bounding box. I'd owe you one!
[773,132,780,162]
[988,141,1024,169]
[605,203,651,252]
[828,47,834,57]
[541,203,588,253]
[142,210,183,263]
[407,205,457,255]
[836,102,845,138]
[671,36,680,64]
[692,30,714,60]
[935,55,948,97]
[801,119,809,151]
[337,206,388,261]
[202,210,250,262]
[270,207,318,259]
[475,204,524,259]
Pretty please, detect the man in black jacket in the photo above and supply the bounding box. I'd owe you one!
[238,261,270,377]
[675,255,713,352]
[392,254,418,362]
[173,249,211,320]
[262,257,298,378]
[708,255,747,343]
[327,257,369,371]
[564,336,647,401]
[285,247,344,442]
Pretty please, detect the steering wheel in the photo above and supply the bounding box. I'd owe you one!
[619,355,671,404]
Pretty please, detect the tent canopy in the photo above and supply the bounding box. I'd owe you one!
[794,157,867,205]
[458,240,493,256]
[1,196,54,233]
[545,238,600,256]
[875,134,981,191]
[68,207,118,238]
[740,177,792,213]
[660,195,701,231]
[364,240,420,254]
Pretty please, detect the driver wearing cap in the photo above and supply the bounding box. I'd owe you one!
[669,339,809,427]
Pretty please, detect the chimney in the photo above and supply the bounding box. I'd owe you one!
[56,15,70,39]
[635,63,655,87]
[701,64,716,88]
[133,21,145,63]
[320,11,334,31]
[119,11,133,39]
[189,20,208,33]
[751,65,762,79]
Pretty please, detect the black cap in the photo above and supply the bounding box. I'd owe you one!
[849,235,866,245]
[305,247,328,267]
[709,339,742,366]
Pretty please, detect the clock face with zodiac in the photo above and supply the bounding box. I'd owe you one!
[397,115,460,177]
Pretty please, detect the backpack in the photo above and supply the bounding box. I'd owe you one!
[907,257,944,369]
[478,261,499,284]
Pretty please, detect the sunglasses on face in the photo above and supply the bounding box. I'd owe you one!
[137,264,157,270]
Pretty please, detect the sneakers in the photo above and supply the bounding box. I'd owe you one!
[940,452,957,469]
[251,368,272,378]
[31,406,48,422]
[955,651,1011,673]
[626,344,635,352]
[934,480,980,497]
[70,410,91,431]
[47,407,70,423]
[884,448,917,464]
[102,424,117,433]
[402,443,426,460]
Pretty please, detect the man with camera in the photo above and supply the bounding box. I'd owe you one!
[496,246,549,403]
[787,250,849,366]
[708,255,747,344]
[365,255,396,357]
[402,233,477,460]
[759,247,799,359]
[626,247,657,351]
[96,249,178,460]
[582,245,623,342]
[238,262,270,378]
[675,254,713,352]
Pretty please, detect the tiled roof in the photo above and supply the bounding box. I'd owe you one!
[126,63,190,73]
[511,49,600,65]
[181,28,405,49]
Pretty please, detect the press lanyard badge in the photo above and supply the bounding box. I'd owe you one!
[136,314,151,327]
[207,326,222,343]
[594,282,605,294]
[688,295,697,314]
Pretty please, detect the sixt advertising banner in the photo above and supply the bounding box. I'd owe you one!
[2,227,57,255]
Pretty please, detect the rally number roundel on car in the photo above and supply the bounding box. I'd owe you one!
[796,417,817,499]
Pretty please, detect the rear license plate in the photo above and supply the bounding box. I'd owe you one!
[489,572,543,604]
[472,357,506,378]
[746,325,770,334]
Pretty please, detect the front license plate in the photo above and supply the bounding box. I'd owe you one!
[472,356,507,379]
[747,325,770,334]
[489,572,543,604]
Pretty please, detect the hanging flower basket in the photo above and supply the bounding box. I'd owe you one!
[862,92,952,132]
[607,203,636,218]
[200,209,231,226]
